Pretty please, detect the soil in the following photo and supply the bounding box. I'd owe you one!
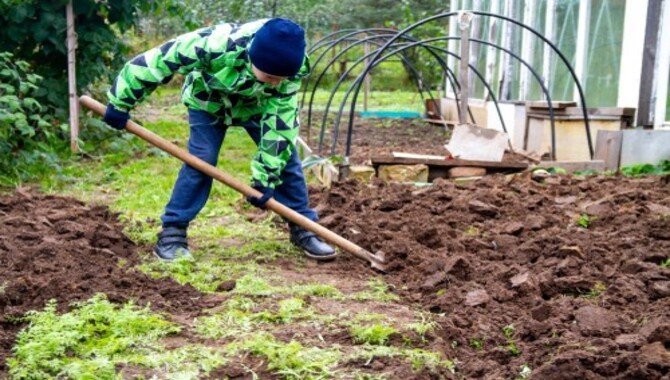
[301,115,448,164]
[0,188,214,371]
[310,173,670,379]
[300,114,531,165]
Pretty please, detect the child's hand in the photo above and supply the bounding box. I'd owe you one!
[103,104,130,130]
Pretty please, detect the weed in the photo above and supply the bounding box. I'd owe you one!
[464,226,480,236]
[350,346,455,373]
[660,258,669,268]
[576,213,594,228]
[469,337,485,350]
[229,333,341,379]
[8,294,180,379]
[254,297,314,324]
[582,281,607,299]
[350,322,398,345]
[407,314,438,340]
[501,324,521,356]
[352,278,399,302]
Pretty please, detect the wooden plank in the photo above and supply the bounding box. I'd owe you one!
[526,100,577,110]
[371,155,528,170]
[594,130,623,170]
[637,0,663,126]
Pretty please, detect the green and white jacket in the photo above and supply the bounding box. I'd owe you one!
[108,19,310,189]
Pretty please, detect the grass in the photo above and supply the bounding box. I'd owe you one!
[660,258,670,268]
[306,89,423,112]
[349,345,455,373]
[576,213,594,229]
[582,281,607,299]
[501,324,522,357]
[348,313,398,346]
[227,333,341,380]
[7,294,229,379]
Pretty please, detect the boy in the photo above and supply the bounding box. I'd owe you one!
[103,18,336,261]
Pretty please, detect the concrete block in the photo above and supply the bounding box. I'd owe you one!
[378,164,429,183]
[620,130,670,166]
[448,167,487,178]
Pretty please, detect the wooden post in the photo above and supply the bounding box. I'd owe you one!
[66,0,79,152]
[653,0,670,127]
[637,0,663,127]
[458,12,474,125]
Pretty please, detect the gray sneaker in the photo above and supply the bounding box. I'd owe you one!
[154,227,191,261]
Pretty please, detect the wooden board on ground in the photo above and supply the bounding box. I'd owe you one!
[372,154,527,182]
[375,154,527,169]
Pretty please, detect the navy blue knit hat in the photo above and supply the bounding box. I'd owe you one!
[249,18,306,77]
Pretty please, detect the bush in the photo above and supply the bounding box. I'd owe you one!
[0,52,69,184]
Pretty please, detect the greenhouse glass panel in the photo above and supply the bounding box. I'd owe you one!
[583,0,626,107]
[666,62,670,121]
[527,0,548,100]
[550,0,579,101]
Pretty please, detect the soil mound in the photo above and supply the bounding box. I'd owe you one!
[312,174,670,379]
[0,189,207,368]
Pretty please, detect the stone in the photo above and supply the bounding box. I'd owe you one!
[216,280,236,292]
[531,169,551,182]
[378,164,429,183]
[448,167,486,178]
[465,289,490,306]
[347,165,376,183]
[468,200,499,217]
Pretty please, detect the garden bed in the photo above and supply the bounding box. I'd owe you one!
[311,173,670,379]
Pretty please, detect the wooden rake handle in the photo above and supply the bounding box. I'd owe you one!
[79,96,385,271]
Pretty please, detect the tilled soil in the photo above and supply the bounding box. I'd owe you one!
[301,115,448,164]
[0,189,211,370]
[311,174,670,379]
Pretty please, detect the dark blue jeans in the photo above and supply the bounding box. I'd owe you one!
[161,109,317,228]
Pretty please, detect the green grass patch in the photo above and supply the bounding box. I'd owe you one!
[8,294,180,379]
[227,332,341,379]
[349,345,455,373]
[351,278,399,302]
[348,313,398,346]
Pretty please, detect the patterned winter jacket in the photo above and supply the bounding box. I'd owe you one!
[107,19,310,189]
